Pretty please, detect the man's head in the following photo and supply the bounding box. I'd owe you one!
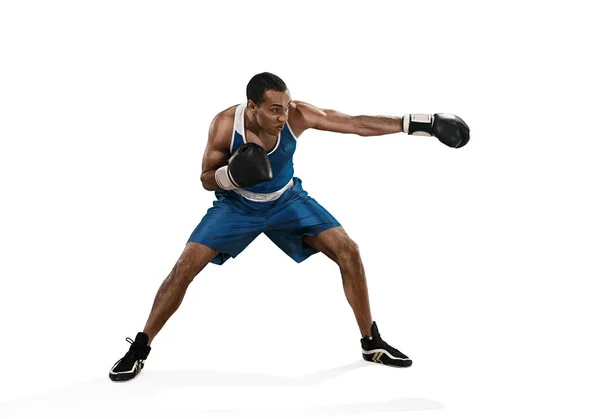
[246,72,292,135]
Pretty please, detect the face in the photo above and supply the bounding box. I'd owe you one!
[249,89,292,135]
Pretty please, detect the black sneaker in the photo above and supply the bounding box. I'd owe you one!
[109,332,151,381]
[360,322,412,367]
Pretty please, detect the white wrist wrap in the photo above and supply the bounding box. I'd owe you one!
[403,114,410,133]
[403,114,434,137]
[215,166,238,190]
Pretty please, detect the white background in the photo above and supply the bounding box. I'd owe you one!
[1,1,599,418]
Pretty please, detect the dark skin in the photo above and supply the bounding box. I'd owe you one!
[143,89,404,344]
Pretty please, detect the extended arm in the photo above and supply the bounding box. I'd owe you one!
[290,101,470,148]
[291,101,402,137]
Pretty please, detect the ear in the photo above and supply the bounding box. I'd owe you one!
[247,100,258,112]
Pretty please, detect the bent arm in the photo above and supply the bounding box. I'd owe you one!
[200,114,232,191]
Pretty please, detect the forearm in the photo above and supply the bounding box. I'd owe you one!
[354,115,403,137]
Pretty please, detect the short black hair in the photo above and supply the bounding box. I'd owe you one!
[246,72,287,107]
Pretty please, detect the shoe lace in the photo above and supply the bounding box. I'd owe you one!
[121,337,145,362]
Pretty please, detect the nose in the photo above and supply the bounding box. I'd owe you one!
[278,110,289,123]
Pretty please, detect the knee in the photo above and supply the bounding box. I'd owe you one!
[336,239,361,267]
[169,261,198,285]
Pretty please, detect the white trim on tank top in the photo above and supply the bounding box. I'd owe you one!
[286,121,299,141]
[230,104,245,154]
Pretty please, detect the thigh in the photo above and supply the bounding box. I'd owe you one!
[188,198,267,265]
[267,184,340,234]
[302,226,353,261]
[263,183,341,263]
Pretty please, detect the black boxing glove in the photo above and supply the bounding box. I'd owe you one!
[215,142,273,190]
[403,113,470,148]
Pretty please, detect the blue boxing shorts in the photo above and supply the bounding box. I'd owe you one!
[188,177,341,265]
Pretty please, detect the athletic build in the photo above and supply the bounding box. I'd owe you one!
[109,73,470,381]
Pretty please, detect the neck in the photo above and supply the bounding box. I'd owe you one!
[244,107,261,135]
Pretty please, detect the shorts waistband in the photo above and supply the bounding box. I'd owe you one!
[234,178,294,202]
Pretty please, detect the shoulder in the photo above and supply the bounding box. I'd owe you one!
[209,105,237,137]
[210,105,236,133]
[208,105,237,147]
[288,100,326,137]
[290,100,325,118]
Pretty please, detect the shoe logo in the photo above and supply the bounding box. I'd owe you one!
[373,352,384,363]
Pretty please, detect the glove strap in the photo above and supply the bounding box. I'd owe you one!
[215,166,238,190]
[403,114,434,136]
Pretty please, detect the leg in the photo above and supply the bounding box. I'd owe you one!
[303,227,373,337]
[264,182,411,367]
[110,198,265,382]
[304,227,412,367]
[143,242,218,344]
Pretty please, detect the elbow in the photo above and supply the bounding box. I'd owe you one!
[355,126,371,137]
[356,125,383,137]
[353,117,370,137]
[200,172,212,191]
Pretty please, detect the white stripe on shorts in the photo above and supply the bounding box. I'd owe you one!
[234,178,294,202]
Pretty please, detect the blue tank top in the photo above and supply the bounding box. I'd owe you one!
[230,103,297,194]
